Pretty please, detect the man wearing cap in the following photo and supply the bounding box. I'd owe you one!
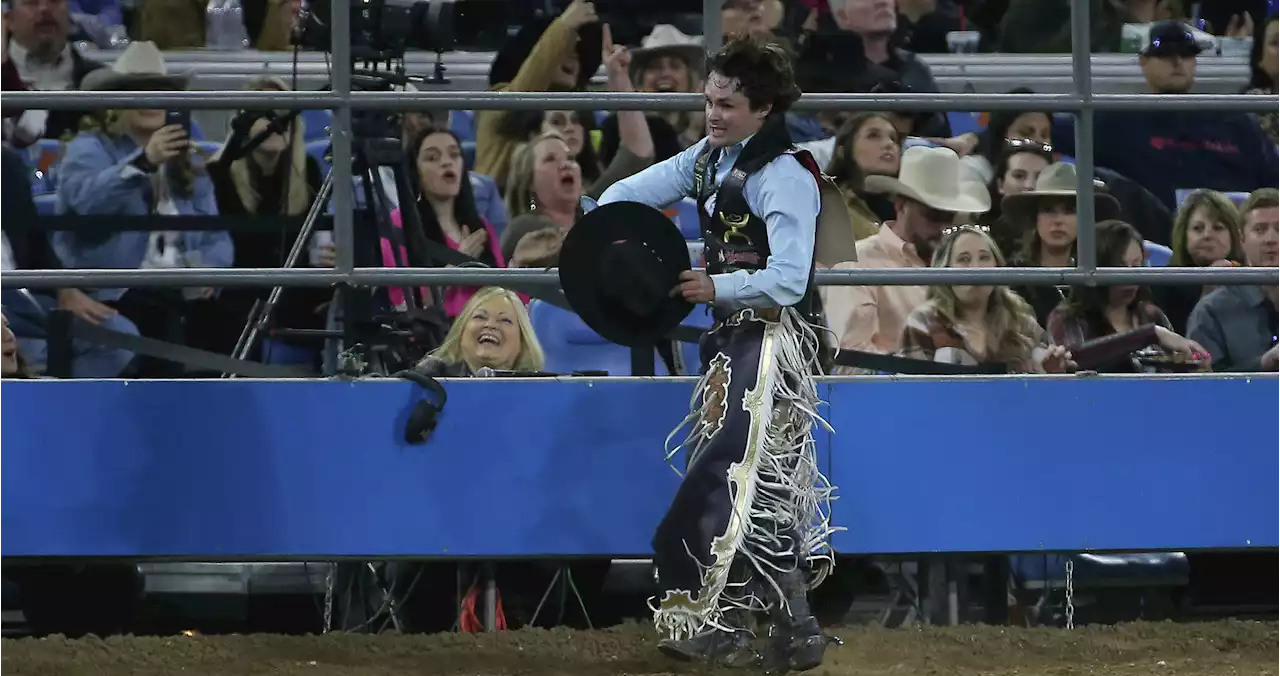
[1051,20,1278,214]
[588,33,854,673]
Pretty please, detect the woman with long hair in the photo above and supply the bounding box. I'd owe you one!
[899,225,1073,373]
[1046,220,1207,373]
[825,111,901,238]
[498,131,582,262]
[979,139,1055,257]
[1155,190,1247,333]
[1244,13,1278,145]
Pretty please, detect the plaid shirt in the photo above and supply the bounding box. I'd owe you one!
[899,302,1049,373]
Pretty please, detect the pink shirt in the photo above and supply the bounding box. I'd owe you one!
[386,209,520,317]
[820,224,928,359]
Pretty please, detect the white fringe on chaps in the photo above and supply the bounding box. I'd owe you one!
[650,308,840,640]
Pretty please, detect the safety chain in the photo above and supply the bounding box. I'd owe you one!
[323,563,335,634]
[1063,559,1075,630]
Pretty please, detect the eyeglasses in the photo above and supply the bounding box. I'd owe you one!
[1005,138,1054,154]
[942,224,990,237]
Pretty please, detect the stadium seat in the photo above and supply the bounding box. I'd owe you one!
[300,110,333,141]
[461,140,476,170]
[528,300,669,376]
[1143,240,1173,266]
[306,139,331,174]
[450,109,476,142]
[33,194,57,216]
[946,111,984,137]
[194,140,221,158]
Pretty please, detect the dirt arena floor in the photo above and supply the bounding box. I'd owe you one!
[3,620,1275,676]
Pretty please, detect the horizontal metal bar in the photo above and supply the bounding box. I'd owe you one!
[8,90,1276,113]
[3,266,1275,289]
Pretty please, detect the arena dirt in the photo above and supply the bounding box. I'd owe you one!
[3,620,1275,676]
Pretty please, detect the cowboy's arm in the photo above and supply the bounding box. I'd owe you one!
[597,138,702,209]
[714,154,818,308]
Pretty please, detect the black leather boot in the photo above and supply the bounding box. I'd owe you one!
[657,627,760,668]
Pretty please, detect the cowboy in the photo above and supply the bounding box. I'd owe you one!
[569,34,856,673]
[823,145,990,362]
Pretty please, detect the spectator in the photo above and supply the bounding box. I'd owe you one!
[1046,219,1205,373]
[981,139,1055,257]
[134,0,205,48]
[899,225,1074,373]
[390,127,517,319]
[1187,188,1280,372]
[1155,189,1246,334]
[246,0,300,50]
[823,0,951,137]
[722,0,771,39]
[207,75,328,364]
[949,89,1054,186]
[1,0,104,146]
[823,145,989,360]
[499,131,582,258]
[1052,20,1278,211]
[1005,162,1121,326]
[824,111,901,238]
[894,0,965,54]
[599,24,704,163]
[415,286,545,377]
[499,25,655,199]
[997,0,1131,53]
[1243,13,1278,146]
[475,0,601,191]
[2,144,136,377]
[54,42,232,377]
[1,312,35,378]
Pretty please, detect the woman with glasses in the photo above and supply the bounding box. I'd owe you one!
[899,224,1074,373]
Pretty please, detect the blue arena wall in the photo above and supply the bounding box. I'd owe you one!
[2,375,1276,559]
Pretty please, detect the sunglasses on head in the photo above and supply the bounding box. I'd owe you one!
[942,223,991,237]
[1005,138,1053,154]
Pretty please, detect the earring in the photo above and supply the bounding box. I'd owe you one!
[529,197,537,212]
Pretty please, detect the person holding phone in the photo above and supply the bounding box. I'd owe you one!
[53,41,231,377]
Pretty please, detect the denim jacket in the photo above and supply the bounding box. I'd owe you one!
[54,130,232,301]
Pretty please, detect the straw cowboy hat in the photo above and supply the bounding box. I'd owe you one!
[79,41,190,91]
[1001,162,1121,226]
[630,25,705,78]
[865,146,991,214]
[558,201,693,348]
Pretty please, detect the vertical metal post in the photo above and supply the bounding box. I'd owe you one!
[704,0,723,53]
[1069,0,1097,273]
[330,0,355,275]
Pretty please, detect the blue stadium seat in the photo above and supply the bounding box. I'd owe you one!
[33,193,57,216]
[946,111,983,137]
[1143,240,1173,266]
[194,140,221,158]
[461,140,476,170]
[528,300,669,376]
[669,197,701,239]
[306,139,331,173]
[450,109,476,142]
[300,110,332,141]
[188,119,205,141]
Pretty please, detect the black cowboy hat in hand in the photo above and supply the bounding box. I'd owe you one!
[558,201,694,348]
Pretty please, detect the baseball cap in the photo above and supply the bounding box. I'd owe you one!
[1141,20,1204,58]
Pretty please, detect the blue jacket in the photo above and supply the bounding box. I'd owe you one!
[55,131,232,301]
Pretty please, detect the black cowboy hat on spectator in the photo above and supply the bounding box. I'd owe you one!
[558,201,694,348]
[1141,20,1205,58]
[488,18,603,89]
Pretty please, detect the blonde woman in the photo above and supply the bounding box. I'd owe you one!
[415,287,545,377]
[207,75,328,362]
[899,225,1074,373]
[498,131,582,262]
[54,42,231,376]
[1155,189,1247,333]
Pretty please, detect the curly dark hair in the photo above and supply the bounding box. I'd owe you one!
[706,34,802,117]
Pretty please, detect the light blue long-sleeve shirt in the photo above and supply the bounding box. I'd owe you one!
[55,131,233,302]
[597,136,819,310]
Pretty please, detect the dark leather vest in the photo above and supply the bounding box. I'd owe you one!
[691,143,826,328]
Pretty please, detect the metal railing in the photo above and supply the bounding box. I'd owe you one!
[3,0,1278,291]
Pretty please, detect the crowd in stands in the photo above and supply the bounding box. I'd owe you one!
[1,0,1278,381]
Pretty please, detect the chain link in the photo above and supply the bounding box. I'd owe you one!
[323,563,335,634]
[1064,559,1075,630]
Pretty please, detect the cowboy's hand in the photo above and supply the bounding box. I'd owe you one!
[145,124,189,165]
[57,288,117,325]
[560,0,597,29]
[672,270,715,303]
[602,24,631,85]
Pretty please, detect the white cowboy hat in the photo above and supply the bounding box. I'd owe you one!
[80,41,190,91]
[631,25,705,75]
[1001,162,1121,227]
[865,146,991,214]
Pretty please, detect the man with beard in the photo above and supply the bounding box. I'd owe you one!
[822,146,990,363]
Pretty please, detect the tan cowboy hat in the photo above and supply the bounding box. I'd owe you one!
[80,41,190,91]
[865,146,991,214]
[631,25,705,77]
[1000,162,1121,227]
